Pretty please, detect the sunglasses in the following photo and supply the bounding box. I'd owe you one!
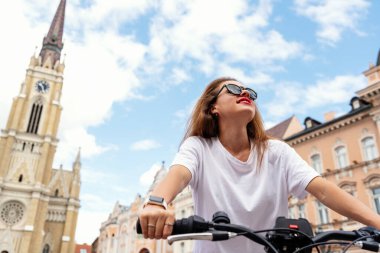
[213,83,258,102]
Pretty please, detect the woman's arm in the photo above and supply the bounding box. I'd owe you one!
[139,165,192,239]
[306,176,380,228]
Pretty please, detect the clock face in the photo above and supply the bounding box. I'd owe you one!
[35,80,50,93]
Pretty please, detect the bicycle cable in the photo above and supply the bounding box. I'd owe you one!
[292,241,350,253]
[342,235,373,253]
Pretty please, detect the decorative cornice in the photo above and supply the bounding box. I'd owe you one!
[286,108,370,145]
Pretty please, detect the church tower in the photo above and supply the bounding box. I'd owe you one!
[0,1,81,252]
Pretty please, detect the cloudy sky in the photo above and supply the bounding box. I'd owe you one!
[0,0,379,244]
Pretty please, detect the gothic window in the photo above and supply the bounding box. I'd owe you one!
[316,201,329,224]
[311,154,323,173]
[335,146,348,169]
[55,189,59,197]
[27,99,44,134]
[362,137,378,161]
[42,244,50,253]
[0,201,25,226]
[18,174,23,182]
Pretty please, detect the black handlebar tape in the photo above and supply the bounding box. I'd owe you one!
[136,215,209,235]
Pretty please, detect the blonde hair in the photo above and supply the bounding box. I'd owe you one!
[183,77,270,167]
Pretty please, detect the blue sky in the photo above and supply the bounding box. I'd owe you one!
[0,0,379,244]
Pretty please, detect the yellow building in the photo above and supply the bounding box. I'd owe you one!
[268,49,380,233]
[0,0,81,252]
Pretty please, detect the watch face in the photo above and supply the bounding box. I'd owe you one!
[149,196,164,203]
[35,80,50,93]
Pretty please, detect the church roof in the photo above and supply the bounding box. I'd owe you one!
[39,0,66,65]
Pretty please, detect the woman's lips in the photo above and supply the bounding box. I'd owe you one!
[237,97,252,105]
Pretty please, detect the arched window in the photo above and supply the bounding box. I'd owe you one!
[42,244,50,253]
[55,189,59,197]
[362,137,378,161]
[311,154,323,173]
[18,174,23,182]
[27,100,43,134]
[335,146,348,169]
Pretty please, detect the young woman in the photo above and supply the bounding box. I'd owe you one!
[139,77,380,252]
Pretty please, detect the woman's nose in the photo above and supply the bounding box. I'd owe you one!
[240,89,250,98]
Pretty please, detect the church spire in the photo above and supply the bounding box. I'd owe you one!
[39,0,66,67]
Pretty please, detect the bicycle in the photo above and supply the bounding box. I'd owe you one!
[137,211,380,252]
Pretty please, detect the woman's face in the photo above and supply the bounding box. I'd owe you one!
[211,80,256,124]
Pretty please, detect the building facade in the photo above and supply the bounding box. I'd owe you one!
[282,49,380,232]
[96,49,380,252]
[0,1,81,252]
[96,163,173,253]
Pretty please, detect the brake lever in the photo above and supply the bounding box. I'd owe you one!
[167,231,238,245]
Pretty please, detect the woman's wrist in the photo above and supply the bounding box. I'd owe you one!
[143,195,168,209]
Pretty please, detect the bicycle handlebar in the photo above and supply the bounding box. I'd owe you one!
[136,212,380,253]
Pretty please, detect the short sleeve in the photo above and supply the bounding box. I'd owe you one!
[170,136,202,189]
[281,143,320,199]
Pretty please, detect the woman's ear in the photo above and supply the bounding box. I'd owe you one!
[210,105,217,114]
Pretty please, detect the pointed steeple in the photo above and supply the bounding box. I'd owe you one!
[39,0,66,67]
[73,147,81,168]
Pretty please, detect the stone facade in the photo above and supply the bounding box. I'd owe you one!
[0,1,80,252]
[96,163,174,253]
[284,49,380,233]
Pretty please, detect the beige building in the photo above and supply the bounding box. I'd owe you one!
[0,0,81,252]
[275,49,380,233]
[97,163,173,253]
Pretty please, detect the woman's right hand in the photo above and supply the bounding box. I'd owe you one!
[139,204,175,240]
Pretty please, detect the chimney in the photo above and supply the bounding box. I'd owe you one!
[324,111,335,122]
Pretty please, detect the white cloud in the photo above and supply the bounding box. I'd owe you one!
[170,68,191,85]
[147,0,303,77]
[217,64,274,87]
[130,139,161,151]
[294,0,370,45]
[76,210,109,244]
[139,163,162,187]
[264,75,367,119]
[304,75,366,107]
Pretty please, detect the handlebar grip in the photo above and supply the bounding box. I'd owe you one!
[136,215,209,235]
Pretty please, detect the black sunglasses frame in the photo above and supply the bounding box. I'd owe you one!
[212,83,258,102]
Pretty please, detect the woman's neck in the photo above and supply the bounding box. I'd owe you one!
[218,123,251,155]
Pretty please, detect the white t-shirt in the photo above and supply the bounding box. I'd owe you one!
[171,136,320,253]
